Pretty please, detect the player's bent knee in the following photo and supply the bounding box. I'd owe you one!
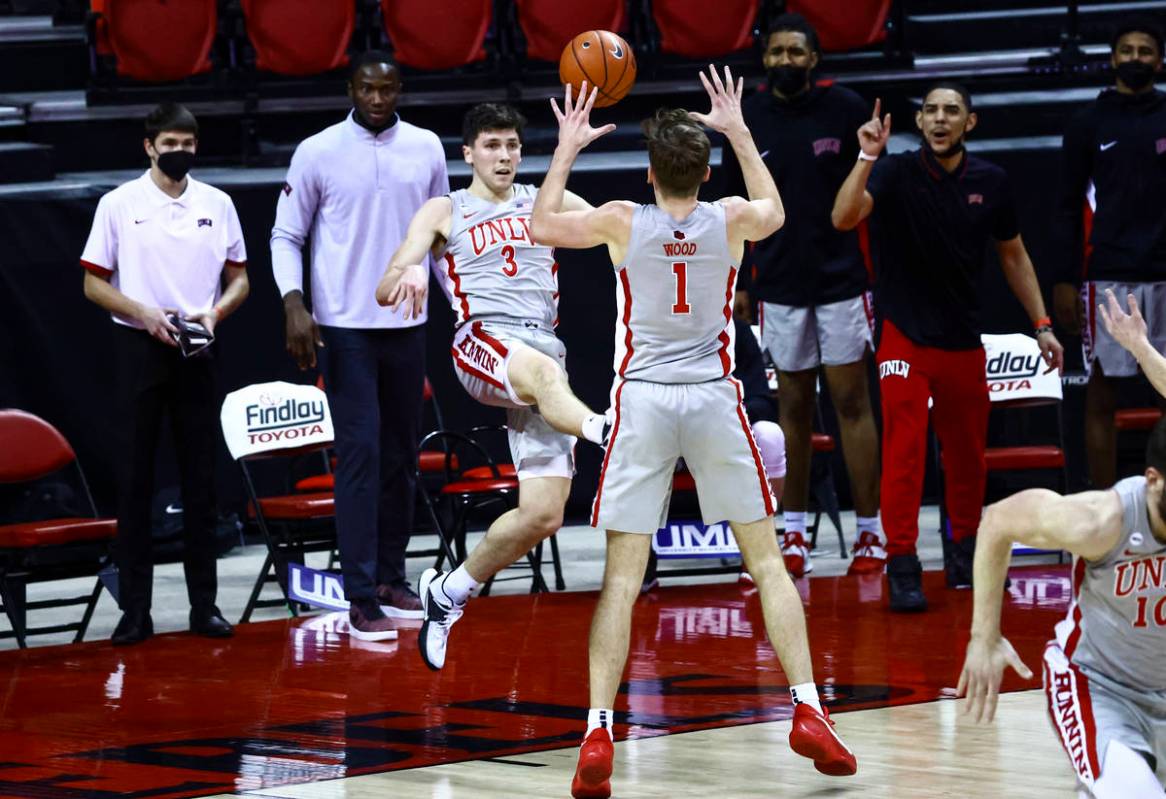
[752,420,787,479]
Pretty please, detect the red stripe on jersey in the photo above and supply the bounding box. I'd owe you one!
[444,253,471,322]
[717,267,737,376]
[617,268,635,378]
[1064,557,1087,658]
[1081,198,1094,280]
[472,321,509,357]
[1075,668,1103,779]
[590,381,625,527]
[731,378,775,517]
[80,259,113,278]
[451,346,505,391]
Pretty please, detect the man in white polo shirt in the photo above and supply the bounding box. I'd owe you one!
[270,51,449,639]
[80,103,249,645]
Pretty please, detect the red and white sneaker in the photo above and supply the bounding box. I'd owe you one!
[571,729,614,798]
[846,531,887,576]
[789,703,857,776]
[781,531,813,578]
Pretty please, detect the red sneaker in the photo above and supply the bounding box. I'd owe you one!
[789,703,857,776]
[571,729,613,798]
[847,531,887,576]
[781,531,812,578]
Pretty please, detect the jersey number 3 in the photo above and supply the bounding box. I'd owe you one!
[501,245,518,277]
[672,261,691,314]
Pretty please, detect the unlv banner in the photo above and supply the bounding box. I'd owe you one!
[654,520,741,559]
[220,381,333,460]
[982,333,1062,403]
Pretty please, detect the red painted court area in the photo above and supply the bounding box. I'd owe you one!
[0,566,1071,799]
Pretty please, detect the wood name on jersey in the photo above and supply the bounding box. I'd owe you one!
[662,241,698,257]
[468,216,534,257]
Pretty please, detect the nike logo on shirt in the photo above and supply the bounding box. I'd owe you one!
[134,219,147,224]
[1100,141,1118,151]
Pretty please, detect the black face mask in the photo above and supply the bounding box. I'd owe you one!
[1117,60,1157,91]
[156,150,194,181]
[768,65,810,97]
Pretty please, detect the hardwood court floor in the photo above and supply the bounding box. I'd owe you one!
[0,566,1078,799]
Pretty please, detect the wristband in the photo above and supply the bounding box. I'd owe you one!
[1033,316,1051,334]
[858,151,878,162]
[211,305,223,321]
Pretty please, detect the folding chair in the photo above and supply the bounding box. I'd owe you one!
[221,381,340,623]
[417,428,560,594]
[0,409,116,648]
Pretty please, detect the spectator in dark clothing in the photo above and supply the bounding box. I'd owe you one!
[1054,16,1166,489]
[721,13,879,580]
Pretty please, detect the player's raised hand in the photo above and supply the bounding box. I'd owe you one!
[1099,288,1149,356]
[376,263,428,320]
[858,98,892,159]
[550,81,617,153]
[956,634,1033,724]
[689,64,746,136]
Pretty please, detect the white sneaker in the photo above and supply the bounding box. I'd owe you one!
[847,531,888,576]
[418,568,465,671]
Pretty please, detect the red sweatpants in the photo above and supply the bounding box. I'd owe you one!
[876,320,989,557]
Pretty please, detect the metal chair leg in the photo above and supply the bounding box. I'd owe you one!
[73,577,104,643]
[549,533,566,590]
[240,551,273,624]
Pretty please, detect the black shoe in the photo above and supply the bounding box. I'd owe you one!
[887,554,928,613]
[190,606,234,638]
[945,536,975,589]
[112,611,153,646]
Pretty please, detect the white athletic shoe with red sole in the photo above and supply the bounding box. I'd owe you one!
[781,531,813,578]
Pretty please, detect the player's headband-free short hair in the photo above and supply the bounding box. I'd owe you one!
[349,50,399,83]
[462,103,527,146]
[1111,15,1165,58]
[642,108,710,196]
[145,103,198,142]
[765,12,820,55]
[921,81,974,113]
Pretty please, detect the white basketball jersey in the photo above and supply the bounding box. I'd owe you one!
[437,184,558,328]
[1056,476,1166,691]
[613,202,738,383]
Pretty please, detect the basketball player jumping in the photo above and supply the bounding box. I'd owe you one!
[374,102,609,671]
[958,288,1166,798]
[531,66,857,799]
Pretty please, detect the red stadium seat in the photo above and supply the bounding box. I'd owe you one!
[381,0,490,70]
[787,0,890,52]
[241,0,354,76]
[0,409,116,648]
[1115,407,1163,431]
[652,0,755,58]
[515,0,625,62]
[98,0,217,81]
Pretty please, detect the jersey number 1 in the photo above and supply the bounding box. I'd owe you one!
[501,245,518,277]
[672,261,691,314]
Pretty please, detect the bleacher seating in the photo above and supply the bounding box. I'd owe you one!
[240,0,354,76]
[651,0,758,58]
[381,0,491,70]
[91,0,216,81]
[514,0,626,62]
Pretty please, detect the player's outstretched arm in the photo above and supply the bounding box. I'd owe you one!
[690,64,783,243]
[1100,288,1166,398]
[995,235,1064,374]
[831,98,890,230]
[375,196,451,320]
[532,82,626,251]
[957,489,1120,723]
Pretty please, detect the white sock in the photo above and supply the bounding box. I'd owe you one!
[790,682,822,713]
[783,511,806,535]
[856,515,880,537]
[586,708,615,741]
[434,565,478,607]
[581,413,607,445]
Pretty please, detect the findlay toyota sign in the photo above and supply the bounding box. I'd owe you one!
[221,381,334,459]
[981,333,1062,403]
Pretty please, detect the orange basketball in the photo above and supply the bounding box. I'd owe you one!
[559,30,637,108]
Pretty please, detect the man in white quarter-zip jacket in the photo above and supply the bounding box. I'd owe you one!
[270,51,449,640]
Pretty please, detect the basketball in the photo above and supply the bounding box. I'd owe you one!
[558,30,637,108]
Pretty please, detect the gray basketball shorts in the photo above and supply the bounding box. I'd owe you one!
[759,292,873,372]
[1043,642,1166,792]
[450,318,576,480]
[1082,281,1166,378]
[589,377,777,534]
